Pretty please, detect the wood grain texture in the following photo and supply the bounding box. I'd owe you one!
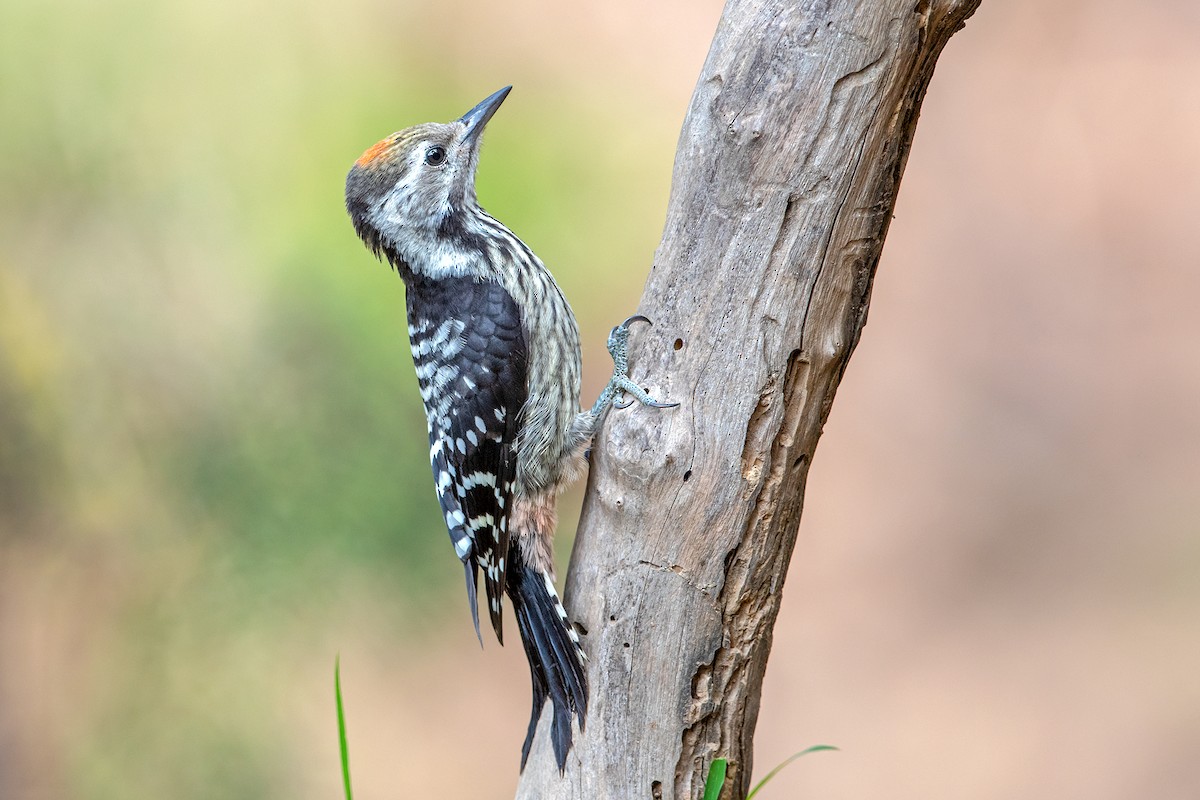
[515,0,981,797]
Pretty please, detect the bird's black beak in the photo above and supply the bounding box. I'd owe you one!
[460,86,511,146]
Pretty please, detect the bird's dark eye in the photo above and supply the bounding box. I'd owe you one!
[424,145,447,166]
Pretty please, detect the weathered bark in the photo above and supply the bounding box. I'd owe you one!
[516,0,981,797]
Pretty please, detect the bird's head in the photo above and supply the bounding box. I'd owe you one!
[345,86,511,260]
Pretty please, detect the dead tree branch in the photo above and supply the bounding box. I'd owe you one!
[516,0,982,797]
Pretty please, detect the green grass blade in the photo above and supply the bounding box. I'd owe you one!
[745,745,838,799]
[335,655,355,800]
[702,757,728,800]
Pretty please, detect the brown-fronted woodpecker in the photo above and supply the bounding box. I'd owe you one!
[344,86,676,772]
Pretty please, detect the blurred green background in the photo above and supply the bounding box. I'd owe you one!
[3,0,1199,798]
[0,0,708,795]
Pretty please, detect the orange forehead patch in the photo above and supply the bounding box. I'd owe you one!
[355,137,395,168]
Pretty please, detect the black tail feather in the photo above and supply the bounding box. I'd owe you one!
[463,558,483,646]
[514,617,549,768]
[516,592,572,769]
[508,555,588,773]
[527,575,587,723]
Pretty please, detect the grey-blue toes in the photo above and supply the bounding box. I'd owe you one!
[592,314,680,415]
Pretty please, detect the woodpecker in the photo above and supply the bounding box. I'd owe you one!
[344,86,676,772]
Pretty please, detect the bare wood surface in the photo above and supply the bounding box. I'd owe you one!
[516,0,982,797]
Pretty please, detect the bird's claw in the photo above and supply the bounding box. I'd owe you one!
[616,395,680,410]
[615,396,680,411]
[607,375,679,413]
[592,314,678,417]
[607,314,654,354]
[607,315,646,353]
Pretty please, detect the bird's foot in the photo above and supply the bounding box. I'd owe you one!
[589,315,679,416]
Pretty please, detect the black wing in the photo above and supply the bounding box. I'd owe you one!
[405,273,526,643]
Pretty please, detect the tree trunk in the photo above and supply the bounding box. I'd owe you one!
[516,0,982,797]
